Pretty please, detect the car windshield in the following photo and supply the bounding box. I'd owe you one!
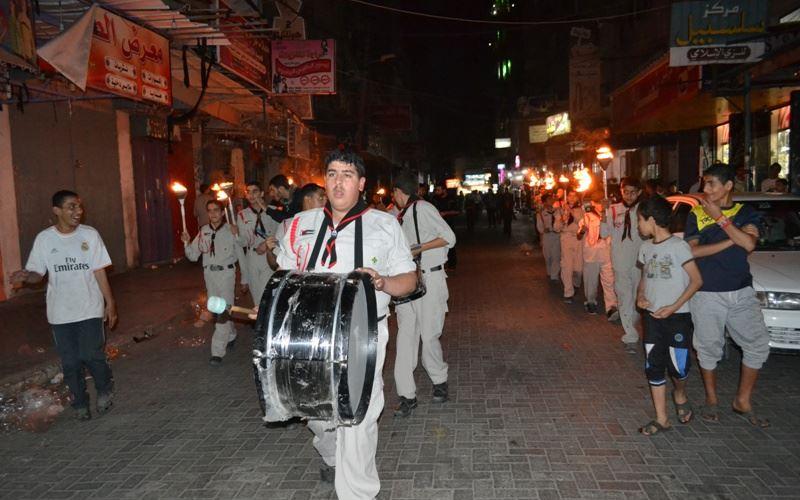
[744,199,800,251]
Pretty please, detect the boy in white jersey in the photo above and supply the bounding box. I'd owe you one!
[12,190,117,421]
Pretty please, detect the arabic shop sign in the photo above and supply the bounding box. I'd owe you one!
[86,7,171,104]
[546,112,571,138]
[271,39,335,94]
[669,0,767,66]
[217,0,271,92]
[0,0,37,69]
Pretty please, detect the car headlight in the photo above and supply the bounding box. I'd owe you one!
[756,291,800,310]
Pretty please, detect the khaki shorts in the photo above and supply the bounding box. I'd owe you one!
[690,287,769,370]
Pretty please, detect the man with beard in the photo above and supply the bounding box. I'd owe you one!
[602,177,645,349]
[276,150,416,498]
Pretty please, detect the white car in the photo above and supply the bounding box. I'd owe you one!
[667,193,800,352]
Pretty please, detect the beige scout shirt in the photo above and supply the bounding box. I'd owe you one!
[276,208,416,318]
[185,222,247,268]
[398,200,456,270]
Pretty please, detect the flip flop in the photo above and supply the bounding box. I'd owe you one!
[701,404,720,423]
[732,407,771,428]
[639,420,672,436]
[673,396,694,424]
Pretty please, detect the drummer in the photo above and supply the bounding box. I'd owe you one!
[390,173,456,418]
[275,150,416,499]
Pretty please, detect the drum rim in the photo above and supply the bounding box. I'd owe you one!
[342,271,379,424]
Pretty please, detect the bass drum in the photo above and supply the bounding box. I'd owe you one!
[252,270,378,426]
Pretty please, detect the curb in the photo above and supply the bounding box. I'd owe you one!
[0,306,193,396]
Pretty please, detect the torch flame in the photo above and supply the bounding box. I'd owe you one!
[574,168,593,193]
[376,187,386,196]
[171,182,188,199]
[596,145,614,160]
[211,183,221,192]
[219,181,234,191]
[558,174,569,184]
[544,172,555,190]
[216,190,229,201]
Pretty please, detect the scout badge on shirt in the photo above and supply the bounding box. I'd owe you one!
[81,241,89,251]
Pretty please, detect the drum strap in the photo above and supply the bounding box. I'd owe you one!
[307,210,365,270]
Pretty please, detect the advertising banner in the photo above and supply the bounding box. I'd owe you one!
[546,112,571,138]
[0,0,37,68]
[87,7,171,105]
[529,124,547,144]
[670,0,767,66]
[271,39,335,94]
[37,5,170,105]
[217,0,271,91]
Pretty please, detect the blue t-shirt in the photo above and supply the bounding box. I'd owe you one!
[684,203,761,292]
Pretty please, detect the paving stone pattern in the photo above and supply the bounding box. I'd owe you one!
[1,219,799,499]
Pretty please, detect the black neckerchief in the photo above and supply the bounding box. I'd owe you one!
[253,206,266,239]
[397,195,419,225]
[209,220,226,256]
[308,199,369,270]
[621,200,638,241]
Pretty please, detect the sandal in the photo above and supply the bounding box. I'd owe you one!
[672,394,694,424]
[700,404,720,423]
[639,420,672,436]
[732,407,770,428]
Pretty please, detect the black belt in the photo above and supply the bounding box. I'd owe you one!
[205,264,235,271]
[422,265,443,274]
[377,314,387,322]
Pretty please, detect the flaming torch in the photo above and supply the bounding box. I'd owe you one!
[596,145,613,198]
[558,174,570,204]
[216,190,231,222]
[574,167,593,193]
[170,182,189,233]
[544,172,555,191]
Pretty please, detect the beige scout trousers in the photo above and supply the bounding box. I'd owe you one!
[583,259,618,311]
[613,263,641,344]
[306,320,389,500]
[204,269,237,357]
[394,270,449,399]
[560,235,583,298]
[541,232,561,280]
[244,250,273,307]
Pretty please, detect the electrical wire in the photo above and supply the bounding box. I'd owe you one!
[342,0,668,26]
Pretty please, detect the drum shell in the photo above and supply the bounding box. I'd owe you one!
[252,270,378,426]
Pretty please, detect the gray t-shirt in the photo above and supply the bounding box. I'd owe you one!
[637,236,694,314]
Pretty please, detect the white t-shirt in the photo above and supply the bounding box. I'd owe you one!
[637,236,694,314]
[25,225,112,325]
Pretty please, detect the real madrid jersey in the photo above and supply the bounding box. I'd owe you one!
[25,225,112,325]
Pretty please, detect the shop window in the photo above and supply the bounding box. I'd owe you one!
[716,123,730,164]
[777,129,790,177]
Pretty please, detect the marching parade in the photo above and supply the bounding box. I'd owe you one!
[2,1,800,499]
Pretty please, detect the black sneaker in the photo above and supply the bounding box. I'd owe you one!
[586,303,598,315]
[209,356,223,366]
[96,392,114,415]
[393,396,418,417]
[319,464,335,483]
[432,382,449,403]
[226,337,236,351]
[606,307,620,323]
[563,296,574,304]
[75,407,91,421]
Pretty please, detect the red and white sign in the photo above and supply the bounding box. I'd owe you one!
[37,5,171,105]
[271,39,335,95]
[217,0,271,92]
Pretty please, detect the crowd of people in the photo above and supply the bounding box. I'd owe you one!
[531,163,773,436]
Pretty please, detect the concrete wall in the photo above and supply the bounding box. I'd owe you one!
[10,100,127,273]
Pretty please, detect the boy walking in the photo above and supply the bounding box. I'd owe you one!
[182,199,247,365]
[11,190,117,420]
[579,191,618,318]
[536,193,560,281]
[554,190,584,303]
[636,196,703,435]
[685,163,770,427]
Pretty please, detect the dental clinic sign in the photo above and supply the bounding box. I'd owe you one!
[669,1,767,66]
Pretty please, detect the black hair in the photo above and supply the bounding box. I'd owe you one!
[52,190,79,207]
[245,180,262,189]
[619,177,641,190]
[323,149,366,177]
[393,173,418,197]
[541,193,552,203]
[268,174,290,190]
[206,199,224,210]
[703,162,735,185]
[199,183,210,193]
[299,183,324,199]
[638,195,672,228]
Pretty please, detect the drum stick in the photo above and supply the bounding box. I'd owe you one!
[207,296,255,316]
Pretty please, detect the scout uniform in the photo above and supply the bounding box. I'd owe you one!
[394,198,456,402]
[536,206,561,281]
[184,221,247,358]
[554,203,584,299]
[277,202,415,500]
[602,201,644,343]
[580,210,617,313]
[238,205,279,306]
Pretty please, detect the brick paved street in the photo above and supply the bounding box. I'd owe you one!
[2,217,800,499]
